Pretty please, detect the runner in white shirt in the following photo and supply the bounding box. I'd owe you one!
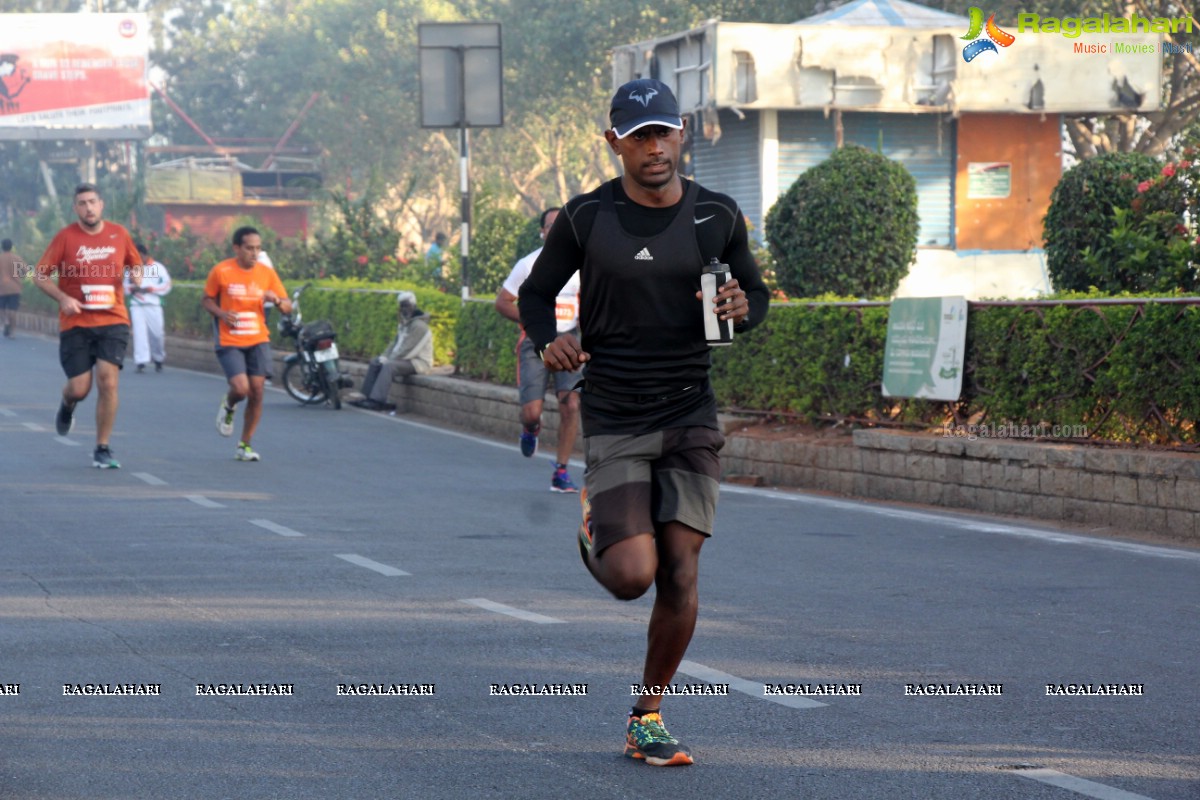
[495,208,582,493]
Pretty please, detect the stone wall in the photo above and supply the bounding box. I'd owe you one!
[722,427,1200,541]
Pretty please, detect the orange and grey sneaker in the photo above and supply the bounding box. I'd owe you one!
[624,711,693,766]
[577,487,593,565]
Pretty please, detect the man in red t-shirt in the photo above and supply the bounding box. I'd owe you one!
[201,226,291,462]
[35,183,142,469]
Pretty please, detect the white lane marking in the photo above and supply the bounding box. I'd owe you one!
[133,472,168,486]
[55,436,80,447]
[185,495,224,508]
[720,485,1200,563]
[250,519,305,538]
[21,422,43,431]
[461,598,565,624]
[1013,768,1158,800]
[0,408,17,417]
[335,554,410,576]
[676,660,827,709]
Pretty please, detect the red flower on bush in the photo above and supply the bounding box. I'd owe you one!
[1137,180,1152,193]
[356,254,369,265]
[1162,163,1177,178]
[1180,160,1193,170]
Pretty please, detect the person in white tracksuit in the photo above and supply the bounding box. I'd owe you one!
[125,244,172,373]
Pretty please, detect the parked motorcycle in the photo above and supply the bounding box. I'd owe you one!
[278,284,353,409]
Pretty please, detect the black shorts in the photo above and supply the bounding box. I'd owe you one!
[59,324,129,378]
[216,342,274,379]
[0,294,19,311]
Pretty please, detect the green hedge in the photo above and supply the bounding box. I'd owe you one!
[456,296,1200,445]
[22,279,459,366]
[23,276,1200,444]
[454,299,520,386]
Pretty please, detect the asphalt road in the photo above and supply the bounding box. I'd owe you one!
[1,332,1198,800]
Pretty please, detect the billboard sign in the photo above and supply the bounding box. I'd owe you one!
[0,13,150,140]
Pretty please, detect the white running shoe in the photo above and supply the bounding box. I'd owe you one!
[217,397,235,437]
[235,441,260,461]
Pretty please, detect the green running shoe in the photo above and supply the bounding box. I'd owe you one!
[623,711,693,766]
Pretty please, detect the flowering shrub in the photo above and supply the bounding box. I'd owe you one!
[1044,151,1162,292]
[1089,153,1200,293]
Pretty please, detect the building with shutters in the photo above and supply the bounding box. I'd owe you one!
[611,0,1163,299]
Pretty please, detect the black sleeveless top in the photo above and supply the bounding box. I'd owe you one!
[577,180,719,435]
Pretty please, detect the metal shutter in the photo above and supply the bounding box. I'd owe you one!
[777,111,954,248]
[690,109,762,234]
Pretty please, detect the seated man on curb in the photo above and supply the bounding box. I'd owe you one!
[350,291,433,411]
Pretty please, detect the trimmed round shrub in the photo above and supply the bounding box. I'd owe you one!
[1043,151,1161,292]
[765,145,918,298]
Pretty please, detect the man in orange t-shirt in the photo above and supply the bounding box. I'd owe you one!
[201,226,292,462]
[35,183,142,469]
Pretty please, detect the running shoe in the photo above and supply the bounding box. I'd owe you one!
[551,466,579,494]
[519,424,540,458]
[235,441,260,462]
[135,364,145,374]
[624,711,693,766]
[216,397,235,437]
[92,445,121,469]
[577,487,593,564]
[154,361,163,373]
[55,399,75,436]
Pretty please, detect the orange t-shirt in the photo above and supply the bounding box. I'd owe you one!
[37,222,141,331]
[203,259,287,348]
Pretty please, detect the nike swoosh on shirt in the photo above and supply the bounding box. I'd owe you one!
[694,215,715,225]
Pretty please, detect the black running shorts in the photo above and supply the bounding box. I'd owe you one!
[59,323,130,378]
[216,342,273,379]
[582,426,724,556]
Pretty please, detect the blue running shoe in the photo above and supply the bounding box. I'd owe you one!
[92,445,120,469]
[519,424,540,458]
[551,465,579,493]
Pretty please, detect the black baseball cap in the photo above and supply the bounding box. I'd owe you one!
[609,79,683,139]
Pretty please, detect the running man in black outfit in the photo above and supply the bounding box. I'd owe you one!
[519,78,769,766]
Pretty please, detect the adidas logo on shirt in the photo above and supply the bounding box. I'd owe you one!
[634,248,653,261]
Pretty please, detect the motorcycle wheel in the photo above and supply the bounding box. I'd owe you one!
[282,360,327,405]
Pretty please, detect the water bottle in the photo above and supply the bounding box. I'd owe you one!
[701,258,734,346]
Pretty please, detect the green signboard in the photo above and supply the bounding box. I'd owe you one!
[967,162,1011,199]
[881,297,968,401]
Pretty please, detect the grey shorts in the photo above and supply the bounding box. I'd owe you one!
[216,342,273,379]
[517,331,581,405]
[583,426,724,556]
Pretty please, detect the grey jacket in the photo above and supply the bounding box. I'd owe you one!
[383,309,433,374]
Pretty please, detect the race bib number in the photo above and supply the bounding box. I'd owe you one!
[80,284,116,310]
[230,311,261,336]
[555,297,579,324]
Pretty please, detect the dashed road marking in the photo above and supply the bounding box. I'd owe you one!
[22,422,43,432]
[335,554,410,576]
[461,598,565,624]
[250,519,305,538]
[676,660,827,709]
[1012,768,1158,800]
[185,495,224,509]
[133,472,168,486]
[55,436,80,447]
[0,408,17,417]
